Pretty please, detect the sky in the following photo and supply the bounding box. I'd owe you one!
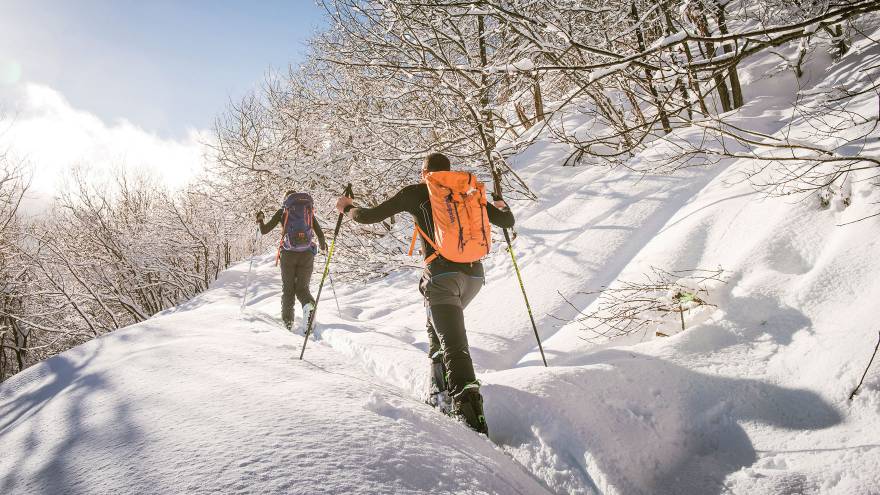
[0,0,327,202]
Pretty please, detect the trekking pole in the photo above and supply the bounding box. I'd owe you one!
[329,272,341,317]
[300,183,353,360]
[489,166,548,367]
[240,225,262,313]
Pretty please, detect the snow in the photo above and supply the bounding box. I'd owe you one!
[649,31,688,50]
[0,263,550,494]
[3,16,880,495]
[466,7,490,16]
[588,62,630,83]
[486,58,536,73]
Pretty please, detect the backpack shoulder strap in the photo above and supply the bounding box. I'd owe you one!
[409,224,439,264]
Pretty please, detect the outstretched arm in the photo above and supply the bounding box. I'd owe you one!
[312,214,327,250]
[336,189,409,225]
[259,209,283,235]
[487,201,515,228]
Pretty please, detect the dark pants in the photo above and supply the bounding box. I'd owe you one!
[280,250,316,323]
[419,262,484,398]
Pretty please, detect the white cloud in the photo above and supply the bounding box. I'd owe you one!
[0,83,207,200]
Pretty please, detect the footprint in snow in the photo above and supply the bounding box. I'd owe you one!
[363,391,418,423]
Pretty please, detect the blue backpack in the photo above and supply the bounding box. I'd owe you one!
[277,193,315,256]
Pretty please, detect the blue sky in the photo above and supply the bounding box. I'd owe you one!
[0,0,326,138]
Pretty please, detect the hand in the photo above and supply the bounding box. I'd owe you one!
[493,200,509,211]
[319,240,328,252]
[336,196,353,214]
[256,210,265,223]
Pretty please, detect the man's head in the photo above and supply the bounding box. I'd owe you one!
[422,153,451,177]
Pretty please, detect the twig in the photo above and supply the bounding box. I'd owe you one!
[563,267,725,342]
[849,331,880,400]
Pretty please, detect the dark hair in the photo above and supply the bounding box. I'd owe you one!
[424,153,451,172]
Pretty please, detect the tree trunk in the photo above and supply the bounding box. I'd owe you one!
[669,5,710,119]
[624,89,648,127]
[834,24,848,57]
[630,2,672,134]
[13,322,26,373]
[515,102,533,130]
[660,2,694,120]
[1,325,7,380]
[696,8,732,112]
[715,1,744,108]
[532,74,545,122]
[592,88,633,149]
[477,14,498,158]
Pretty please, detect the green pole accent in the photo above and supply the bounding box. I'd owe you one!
[489,163,548,367]
[300,183,352,360]
[503,228,548,367]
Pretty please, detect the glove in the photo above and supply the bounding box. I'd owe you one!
[336,196,354,215]
[491,194,509,211]
[493,199,509,211]
[320,240,328,252]
[256,210,265,223]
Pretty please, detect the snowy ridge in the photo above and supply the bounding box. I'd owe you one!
[2,20,880,495]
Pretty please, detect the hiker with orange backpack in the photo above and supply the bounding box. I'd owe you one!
[257,190,328,332]
[335,153,514,434]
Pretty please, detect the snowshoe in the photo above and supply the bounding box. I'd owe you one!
[283,319,293,332]
[452,386,488,435]
[427,390,452,415]
[425,360,453,414]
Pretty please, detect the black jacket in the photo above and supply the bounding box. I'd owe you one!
[350,183,515,267]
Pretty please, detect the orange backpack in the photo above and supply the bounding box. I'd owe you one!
[408,171,492,264]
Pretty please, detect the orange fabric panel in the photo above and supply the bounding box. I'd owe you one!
[423,171,491,263]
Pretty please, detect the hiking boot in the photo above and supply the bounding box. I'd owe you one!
[452,387,489,435]
[426,389,452,414]
[301,302,315,334]
[283,319,293,332]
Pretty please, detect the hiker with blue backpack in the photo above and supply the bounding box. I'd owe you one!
[257,191,328,332]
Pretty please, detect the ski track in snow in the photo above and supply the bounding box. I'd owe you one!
[3,21,880,495]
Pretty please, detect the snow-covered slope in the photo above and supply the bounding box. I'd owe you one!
[0,259,550,494]
[3,22,880,495]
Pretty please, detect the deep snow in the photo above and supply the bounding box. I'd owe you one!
[0,270,550,495]
[3,19,880,495]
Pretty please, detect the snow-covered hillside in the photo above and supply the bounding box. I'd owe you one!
[0,259,551,494]
[3,19,880,495]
